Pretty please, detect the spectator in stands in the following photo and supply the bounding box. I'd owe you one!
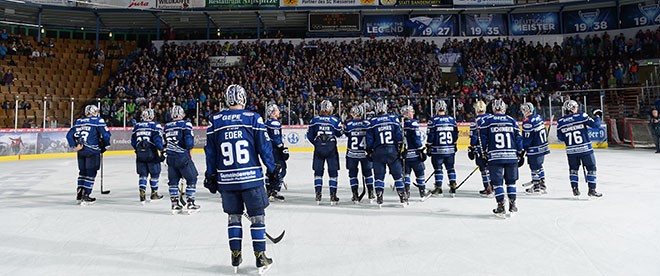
[650,108,660,153]
[0,43,6,59]
[2,100,11,110]
[3,69,13,90]
[94,62,104,76]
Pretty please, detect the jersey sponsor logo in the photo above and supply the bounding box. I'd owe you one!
[287,133,300,144]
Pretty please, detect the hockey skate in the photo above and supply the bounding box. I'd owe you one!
[572,187,581,199]
[419,188,432,202]
[588,188,602,198]
[376,190,384,208]
[404,185,411,200]
[493,201,506,218]
[479,188,493,198]
[315,192,322,205]
[525,182,540,195]
[231,250,242,273]
[76,187,83,204]
[139,190,146,204]
[150,191,164,201]
[330,192,340,206]
[431,186,443,197]
[398,191,409,207]
[184,198,201,214]
[170,197,183,214]
[351,190,359,204]
[255,251,273,275]
[368,189,376,204]
[80,193,96,206]
[539,179,547,194]
[508,199,518,218]
[448,181,457,198]
[269,190,285,202]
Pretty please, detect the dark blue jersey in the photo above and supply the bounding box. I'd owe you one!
[66,116,111,155]
[403,118,424,159]
[345,119,370,159]
[427,115,458,155]
[522,114,549,156]
[470,113,491,151]
[366,114,403,149]
[205,109,276,191]
[266,118,284,149]
[164,120,194,156]
[306,115,342,147]
[557,112,601,156]
[131,121,164,152]
[479,113,523,164]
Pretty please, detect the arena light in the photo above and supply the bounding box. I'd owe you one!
[40,28,45,34]
[108,32,113,38]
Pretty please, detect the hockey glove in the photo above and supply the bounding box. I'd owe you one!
[467,146,475,160]
[453,144,458,153]
[159,151,167,162]
[418,147,427,162]
[267,165,281,187]
[366,148,374,162]
[281,146,290,161]
[203,174,218,194]
[593,109,603,118]
[397,142,406,160]
[517,150,526,167]
[426,145,432,157]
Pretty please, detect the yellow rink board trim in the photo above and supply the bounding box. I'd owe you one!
[0,143,607,162]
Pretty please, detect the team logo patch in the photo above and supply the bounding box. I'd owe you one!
[287,133,300,145]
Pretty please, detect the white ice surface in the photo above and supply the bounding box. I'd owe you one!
[1,148,659,276]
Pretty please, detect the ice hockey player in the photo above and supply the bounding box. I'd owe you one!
[479,99,523,217]
[401,105,429,200]
[365,100,406,206]
[468,100,492,197]
[306,100,343,205]
[520,103,550,194]
[426,100,459,197]
[66,104,111,205]
[130,109,165,203]
[203,84,280,274]
[557,100,603,198]
[164,105,199,213]
[344,104,374,203]
[265,104,289,201]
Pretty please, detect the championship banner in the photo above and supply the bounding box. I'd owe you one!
[562,7,617,34]
[209,56,246,68]
[408,15,458,36]
[280,0,376,7]
[363,15,408,36]
[453,0,512,5]
[620,2,660,29]
[207,0,278,7]
[462,14,507,36]
[156,0,205,8]
[510,12,560,35]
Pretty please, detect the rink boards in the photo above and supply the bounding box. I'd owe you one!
[0,122,607,161]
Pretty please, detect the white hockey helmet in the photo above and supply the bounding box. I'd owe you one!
[266,104,279,118]
[563,100,579,113]
[171,105,185,120]
[225,84,247,107]
[85,104,99,117]
[474,100,487,113]
[374,100,387,114]
[521,102,534,115]
[141,108,155,121]
[435,100,448,112]
[320,100,333,113]
[492,99,507,112]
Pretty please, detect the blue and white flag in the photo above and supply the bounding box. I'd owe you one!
[344,66,365,83]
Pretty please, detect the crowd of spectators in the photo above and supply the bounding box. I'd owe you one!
[0,29,56,62]
[97,28,660,127]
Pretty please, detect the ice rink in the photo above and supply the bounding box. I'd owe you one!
[1,148,659,276]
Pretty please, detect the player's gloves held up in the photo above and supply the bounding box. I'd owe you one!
[280,146,290,161]
[418,147,427,162]
[467,146,476,160]
[517,150,526,167]
[203,174,218,194]
[593,109,603,118]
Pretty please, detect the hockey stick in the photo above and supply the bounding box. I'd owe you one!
[357,175,367,201]
[242,213,285,244]
[455,166,480,190]
[100,153,110,194]
[178,180,187,205]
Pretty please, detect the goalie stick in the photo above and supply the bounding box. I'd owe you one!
[242,213,285,244]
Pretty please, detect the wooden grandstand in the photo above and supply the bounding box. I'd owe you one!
[0,38,136,128]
